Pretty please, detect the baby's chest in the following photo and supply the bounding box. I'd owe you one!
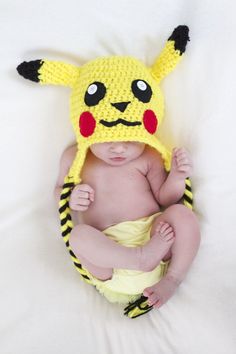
[78,157,161,229]
[81,163,150,198]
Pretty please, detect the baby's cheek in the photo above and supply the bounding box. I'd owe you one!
[79,111,96,137]
[143,110,158,134]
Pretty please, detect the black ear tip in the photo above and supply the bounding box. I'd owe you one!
[175,25,189,34]
[168,25,190,55]
[16,59,43,82]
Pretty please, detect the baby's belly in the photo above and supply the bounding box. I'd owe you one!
[76,190,161,231]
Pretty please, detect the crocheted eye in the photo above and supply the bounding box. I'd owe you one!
[131,80,152,103]
[84,82,106,106]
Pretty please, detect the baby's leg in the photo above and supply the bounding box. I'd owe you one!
[143,204,201,308]
[69,224,141,273]
[69,222,173,274]
[73,251,113,281]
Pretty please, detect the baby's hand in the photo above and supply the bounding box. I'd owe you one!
[69,184,95,211]
[170,147,193,179]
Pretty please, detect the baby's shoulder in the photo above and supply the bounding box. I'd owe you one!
[142,145,164,167]
[61,143,77,168]
[64,143,77,156]
[136,145,164,176]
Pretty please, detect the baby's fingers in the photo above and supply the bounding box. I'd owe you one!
[75,205,89,211]
[176,156,189,165]
[70,198,91,211]
[76,190,90,199]
[173,147,185,157]
[177,165,190,172]
[173,148,192,163]
[77,184,94,193]
[77,198,90,206]
[73,184,95,202]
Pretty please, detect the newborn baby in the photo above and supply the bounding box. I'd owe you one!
[54,141,200,308]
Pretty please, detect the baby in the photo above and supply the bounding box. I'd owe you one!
[54,141,200,308]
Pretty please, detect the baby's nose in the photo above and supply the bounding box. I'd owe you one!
[110,143,126,153]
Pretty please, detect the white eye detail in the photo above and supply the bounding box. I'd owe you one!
[137,80,147,91]
[87,84,98,95]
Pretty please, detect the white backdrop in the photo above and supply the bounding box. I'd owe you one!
[1,0,236,353]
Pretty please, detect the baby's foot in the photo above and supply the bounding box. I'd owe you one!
[143,274,180,308]
[139,222,175,272]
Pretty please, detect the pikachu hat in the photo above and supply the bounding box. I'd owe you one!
[17,25,193,318]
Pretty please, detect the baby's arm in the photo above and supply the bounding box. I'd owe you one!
[54,144,77,206]
[54,144,95,224]
[158,147,193,206]
[147,147,193,207]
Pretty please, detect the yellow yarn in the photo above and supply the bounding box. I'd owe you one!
[42,55,173,183]
[36,33,190,186]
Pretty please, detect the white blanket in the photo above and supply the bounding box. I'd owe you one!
[1,0,236,353]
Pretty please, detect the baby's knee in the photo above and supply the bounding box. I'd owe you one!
[168,204,198,224]
[167,205,200,243]
[69,224,91,249]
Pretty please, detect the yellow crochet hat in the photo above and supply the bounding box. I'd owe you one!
[17,25,192,318]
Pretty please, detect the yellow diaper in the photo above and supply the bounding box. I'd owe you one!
[89,212,169,304]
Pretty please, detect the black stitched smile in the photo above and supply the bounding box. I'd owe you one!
[99,118,141,127]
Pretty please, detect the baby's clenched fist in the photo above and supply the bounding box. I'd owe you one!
[69,184,95,211]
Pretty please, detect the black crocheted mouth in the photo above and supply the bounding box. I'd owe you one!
[99,118,142,127]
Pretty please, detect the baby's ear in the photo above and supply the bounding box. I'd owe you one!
[150,25,190,83]
[17,59,80,88]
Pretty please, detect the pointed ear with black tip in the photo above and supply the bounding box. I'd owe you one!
[17,59,80,88]
[150,25,190,83]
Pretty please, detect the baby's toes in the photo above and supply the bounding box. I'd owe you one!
[153,300,162,309]
[159,222,170,233]
[147,292,160,306]
[163,228,175,242]
[143,287,153,297]
[160,225,174,241]
[156,223,169,237]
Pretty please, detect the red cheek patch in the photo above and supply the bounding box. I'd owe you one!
[79,112,96,137]
[143,110,158,134]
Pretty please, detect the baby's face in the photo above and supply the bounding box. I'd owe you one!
[90,141,145,166]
